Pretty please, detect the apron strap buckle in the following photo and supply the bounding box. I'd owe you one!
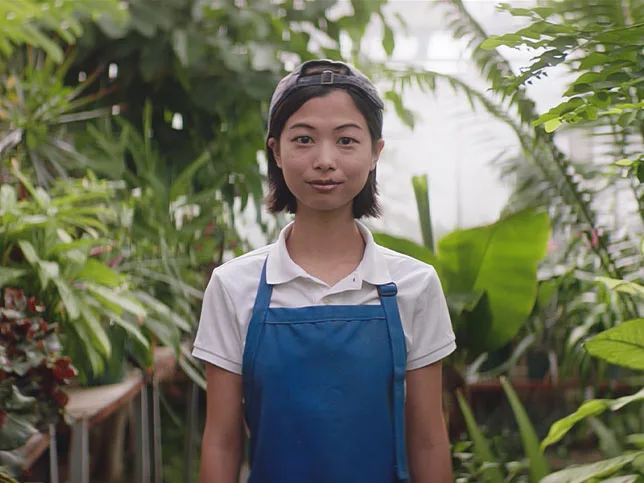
[377,283,398,297]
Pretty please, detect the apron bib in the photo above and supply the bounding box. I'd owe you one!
[242,260,408,483]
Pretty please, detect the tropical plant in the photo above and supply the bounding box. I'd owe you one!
[374,175,551,360]
[0,171,156,383]
[74,107,233,388]
[66,0,395,220]
[453,376,550,482]
[0,288,75,478]
[377,0,643,384]
[0,0,127,64]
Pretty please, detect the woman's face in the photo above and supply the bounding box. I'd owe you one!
[268,89,384,218]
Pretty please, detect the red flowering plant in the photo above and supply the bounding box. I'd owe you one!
[0,288,77,452]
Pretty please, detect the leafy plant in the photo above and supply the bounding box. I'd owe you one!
[454,376,550,482]
[0,171,152,383]
[375,177,551,358]
[67,0,395,219]
[0,287,75,479]
[0,0,127,63]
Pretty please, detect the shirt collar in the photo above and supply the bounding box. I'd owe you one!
[265,220,392,286]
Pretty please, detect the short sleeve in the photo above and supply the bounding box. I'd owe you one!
[192,271,243,375]
[406,266,456,370]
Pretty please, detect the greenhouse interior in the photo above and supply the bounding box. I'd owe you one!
[1,0,643,482]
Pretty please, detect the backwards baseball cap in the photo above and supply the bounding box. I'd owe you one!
[267,59,385,130]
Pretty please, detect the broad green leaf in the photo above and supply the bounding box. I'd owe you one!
[455,390,504,482]
[599,476,639,483]
[0,267,27,287]
[626,434,644,448]
[541,451,644,483]
[0,185,17,210]
[38,260,60,289]
[76,259,123,287]
[372,233,438,267]
[500,377,549,481]
[544,117,562,132]
[597,277,644,298]
[542,388,644,449]
[17,240,39,265]
[53,277,81,320]
[584,319,644,370]
[480,36,504,50]
[108,313,150,350]
[615,159,634,167]
[437,209,550,351]
[85,283,147,318]
[145,317,180,352]
[77,302,111,358]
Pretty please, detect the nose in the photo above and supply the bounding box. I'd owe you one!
[313,141,336,171]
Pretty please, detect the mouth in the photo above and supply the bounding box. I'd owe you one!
[307,179,343,192]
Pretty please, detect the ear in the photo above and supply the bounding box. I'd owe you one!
[371,139,385,171]
[268,137,281,168]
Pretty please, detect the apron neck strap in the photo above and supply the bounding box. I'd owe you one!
[252,259,274,314]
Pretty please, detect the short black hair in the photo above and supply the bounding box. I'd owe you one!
[265,85,383,218]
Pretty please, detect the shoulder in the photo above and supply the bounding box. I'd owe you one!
[377,244,439,287]
[209,244,272,293]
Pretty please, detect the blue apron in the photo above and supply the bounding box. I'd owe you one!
[242,260,409,483]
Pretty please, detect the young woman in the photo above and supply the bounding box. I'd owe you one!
[193,59,456,483]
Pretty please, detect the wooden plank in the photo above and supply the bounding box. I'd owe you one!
[63,370,144,427]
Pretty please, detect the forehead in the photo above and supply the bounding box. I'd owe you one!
[286,90,367,128]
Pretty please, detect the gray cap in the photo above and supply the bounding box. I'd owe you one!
[268,59,384,130]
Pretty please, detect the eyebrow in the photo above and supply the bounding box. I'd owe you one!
[287,122,364,132]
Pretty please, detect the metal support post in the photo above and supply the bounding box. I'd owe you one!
[134,385,151,483]
[48,424,59,483]
[184,381,199,483]
[69,419,89,483]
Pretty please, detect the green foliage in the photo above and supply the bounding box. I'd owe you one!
[456,389,505,482]
[376,208,550,356]
[542,388,644,450]
[0,0,127,63]
[499,377,550,481]
[0,174,152,382]
[411,174,434,252]
[481,3,644,138]
[439,209,551,353]
[584,319,644,371]
[0,47,116,186]
[68,0,393,214]
[0,287,76,453]
[454,378,549,482]
[542,452,644,483]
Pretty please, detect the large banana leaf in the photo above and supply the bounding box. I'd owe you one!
[438,208,551,352]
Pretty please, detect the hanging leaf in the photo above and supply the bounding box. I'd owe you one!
[584,319,644,370]
[542,388,644,449]
[541,451,644,483]
[0,268,27,288]
[437,209,551,352]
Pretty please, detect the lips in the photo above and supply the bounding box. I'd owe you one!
[307,179,343,193]
[307,179,342,186]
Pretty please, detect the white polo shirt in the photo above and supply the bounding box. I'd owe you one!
[192,221,456,375]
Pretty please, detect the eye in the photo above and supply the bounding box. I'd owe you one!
[293,135,313,144]
[338,137,358,146]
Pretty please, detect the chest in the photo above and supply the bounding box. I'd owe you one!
[231,277,416,353]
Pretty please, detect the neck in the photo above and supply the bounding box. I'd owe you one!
[286,207,365,284]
